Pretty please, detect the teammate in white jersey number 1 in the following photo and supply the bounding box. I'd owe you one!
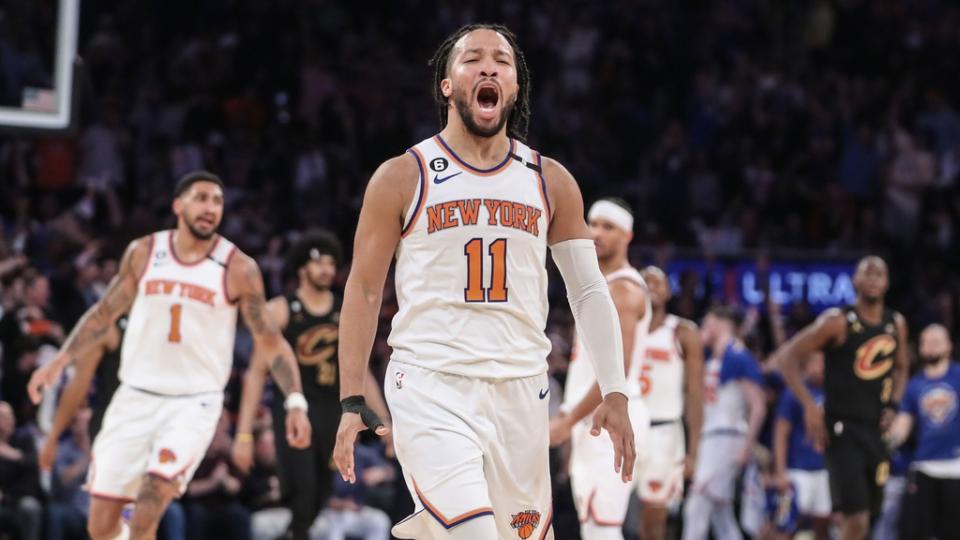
[28,171,311,540]
[333,23,636,540]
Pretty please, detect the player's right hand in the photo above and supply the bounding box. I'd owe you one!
[333,411,390,484]
[27,352,69,404]
[590,392,636,483]
[285,408,312,449]
[803,403,827,452]
[231,439,254,474]
[39,437,58,471]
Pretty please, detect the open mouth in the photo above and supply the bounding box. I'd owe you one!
[476,83,500,113]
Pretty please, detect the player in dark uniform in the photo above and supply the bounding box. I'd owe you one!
[771,256,908,540]
[39,316,126,469]
[233,230,390,540]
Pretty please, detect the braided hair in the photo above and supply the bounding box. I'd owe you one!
[428,23,531,142]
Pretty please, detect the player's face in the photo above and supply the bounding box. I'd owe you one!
[853,258,888,302]
[640,269,671,309]
[589,218,631,261]
[919,325,951,364]
[300,255,336,291]
[443,29,519,138]
[174,181,224,240]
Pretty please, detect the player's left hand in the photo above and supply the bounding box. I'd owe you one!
[735,442,753,466]
[880,407,896,432]
[590,392,636,483]
[334,396,389,484]
[285,408,312,449]
[683,453,696,480]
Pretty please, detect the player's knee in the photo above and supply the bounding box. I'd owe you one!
[842,511,870,538]
[88,519,128,540]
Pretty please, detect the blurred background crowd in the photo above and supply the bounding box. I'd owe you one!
[2,0,960,538]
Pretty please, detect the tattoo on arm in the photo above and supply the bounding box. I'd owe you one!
[270,354,296,396]
[236,256,302,397]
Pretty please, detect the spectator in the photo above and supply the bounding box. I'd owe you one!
[316,443,393,540]
[244,429,288,540]
[0,401,42,540]
[184,412,251,540]
[44,407,92,540]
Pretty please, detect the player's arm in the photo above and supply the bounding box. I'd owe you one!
[772,416,792,489]
[562,279,646,426]
[891,312,910,405]
[230,255,310,449]
[677,320,704,475]
[38,337,110,471]
[334,154,416,483]
[233,296,289,472]
[771,309,845,450]
[544,157,635,481]
[739,378,767,465]
[28,237,148,403]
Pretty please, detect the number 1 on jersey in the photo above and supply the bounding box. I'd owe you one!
[168,303,182,343]
[464,238,508,302]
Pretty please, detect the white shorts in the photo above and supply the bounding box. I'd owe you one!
[789,469,831,517]
[386,361,553,540]
[690,431,744,502]
[87,385,223,501]
[569,399,649,526]
[634,420,685,506]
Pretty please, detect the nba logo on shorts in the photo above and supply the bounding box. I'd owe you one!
[510,510,541,539]
[395,370,405,389]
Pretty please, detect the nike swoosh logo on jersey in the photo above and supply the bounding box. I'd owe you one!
[539,388,549,400]
[433,171,462,184]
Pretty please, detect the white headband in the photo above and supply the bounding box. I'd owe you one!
[588,200,633,232]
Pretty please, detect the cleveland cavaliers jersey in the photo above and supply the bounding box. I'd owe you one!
[120,230,239,395]
[563,266,652,411]
[388,135,552,378]
[640,315,686,422]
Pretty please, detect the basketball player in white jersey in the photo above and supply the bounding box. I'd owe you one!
[28,171,311,540]
[682,306,766,540]
[634,266,703,540]
[332,24,637,540]
[549,198,651,540]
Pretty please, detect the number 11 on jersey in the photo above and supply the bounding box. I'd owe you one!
[464,238,508,303]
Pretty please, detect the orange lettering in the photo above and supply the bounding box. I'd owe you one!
[427,204,443,234]
[484,199,501,225]
[457,199,482,225]
[527,207,542,236]
[442,201,459,229]
[499,201,514,227]
[512,202,527,232]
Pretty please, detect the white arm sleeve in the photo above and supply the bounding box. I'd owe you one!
[551,238,628,398]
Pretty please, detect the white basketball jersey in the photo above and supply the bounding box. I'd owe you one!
[563,266,652,411]
[640,315,686,422]
[120,230,239,395]
[388,135,552,378]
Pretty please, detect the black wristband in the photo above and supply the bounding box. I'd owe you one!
[341,395,384,431]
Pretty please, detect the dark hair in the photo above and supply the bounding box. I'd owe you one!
[285,229,343,273]
[174,170,225,197]
[597,197,633,215]
[428,23,531,142]
[707,304,740,324]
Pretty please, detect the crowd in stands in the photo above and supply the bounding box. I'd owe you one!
[3,0,960,538]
